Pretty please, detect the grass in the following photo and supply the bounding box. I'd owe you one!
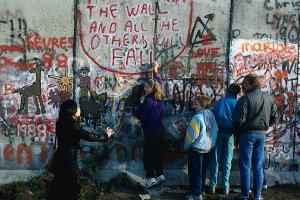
[0,146,135,200]
[0,173,52,200]
[0,171,135,200]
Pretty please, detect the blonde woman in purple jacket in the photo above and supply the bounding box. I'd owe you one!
[132,61,165,189]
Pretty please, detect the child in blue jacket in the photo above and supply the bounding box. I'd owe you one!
[183,95,218,200]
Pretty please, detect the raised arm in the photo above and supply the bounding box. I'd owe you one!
[153,61,162,85]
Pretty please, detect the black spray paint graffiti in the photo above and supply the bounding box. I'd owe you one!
[189,14,216,46]
[264,146,298,171]
[163,78,223,113]
[10,18,27,38]
[155,14,218,78]
[0,116,15,144]
[14,58,46,115]
[75,65,108,129]
[250,8,300,43]
[0,17,28,61]
[79,92,107,130]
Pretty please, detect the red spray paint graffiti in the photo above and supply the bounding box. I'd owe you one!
[78,0,194,75]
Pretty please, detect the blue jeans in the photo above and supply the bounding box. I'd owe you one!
[210,131,234,190]
[188,149,210,196]
[239,133,265,199]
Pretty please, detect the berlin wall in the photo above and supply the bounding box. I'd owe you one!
[0,0,299,179]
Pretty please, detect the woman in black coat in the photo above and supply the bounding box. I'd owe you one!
[48,100,114,200]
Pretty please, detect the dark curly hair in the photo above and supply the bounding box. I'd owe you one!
[56,100,78,127]
[227,83,241,95]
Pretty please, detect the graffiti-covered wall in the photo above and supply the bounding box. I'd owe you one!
[0,0,299,172]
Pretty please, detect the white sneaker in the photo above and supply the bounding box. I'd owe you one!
[156,175,165,184]
[254,197,264,200]
[209,187,215,194]
[223,189,230,195]
[144,178,157,188]
[263,184,267,189]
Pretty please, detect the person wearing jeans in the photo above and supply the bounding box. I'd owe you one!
[183,95,218,200]
[233,74,277,200]
[188,150,210,199]
[210,83,241,195]
[210,131,234,193]
[239,133,265,199]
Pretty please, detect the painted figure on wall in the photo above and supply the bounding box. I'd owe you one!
[79,92,107,129]
[14,58,46,115]
[77,66,91,99]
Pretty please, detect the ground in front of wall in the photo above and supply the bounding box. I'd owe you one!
[0,172,299,200]
[101,184,300,200]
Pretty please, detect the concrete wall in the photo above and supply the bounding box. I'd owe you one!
[0,0,299,182]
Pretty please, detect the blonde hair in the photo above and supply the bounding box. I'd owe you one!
[195,95,211,109]
[146,78,165,100]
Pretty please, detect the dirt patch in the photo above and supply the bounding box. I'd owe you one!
[153,184,300,200]
[101,184,300,200]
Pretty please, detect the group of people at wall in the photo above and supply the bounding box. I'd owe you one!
[184,74,277,200]
[133,63,277,200]
[46,62,164,200]
[46,61,277,200]
[182,74,276,200]
[131,62,277,200]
